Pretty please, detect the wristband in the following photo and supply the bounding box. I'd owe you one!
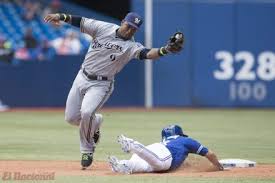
[57,13,71,22]
[158,47,168,56]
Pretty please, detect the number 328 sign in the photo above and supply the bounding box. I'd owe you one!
[214,51,275,81]
[213,51,275,102]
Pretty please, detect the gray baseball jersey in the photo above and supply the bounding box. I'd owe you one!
[80,18,145,77]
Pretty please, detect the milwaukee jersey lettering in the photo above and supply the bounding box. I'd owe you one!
[80,18,145,77]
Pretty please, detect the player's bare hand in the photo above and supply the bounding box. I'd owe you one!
[44,14,61,26]
[218,165,224,171]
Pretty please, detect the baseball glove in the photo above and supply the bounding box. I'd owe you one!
[165,32,184,53]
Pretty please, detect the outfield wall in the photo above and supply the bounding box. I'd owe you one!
[133,0,275,107]
[0,0,275,107]
[0,56,144,107]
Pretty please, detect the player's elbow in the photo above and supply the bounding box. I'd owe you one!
[146,50,154,59]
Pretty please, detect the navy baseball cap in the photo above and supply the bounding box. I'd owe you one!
[161,124,188,140]
[124,12,143,29]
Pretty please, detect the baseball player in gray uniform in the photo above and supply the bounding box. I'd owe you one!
[44,12,184,170]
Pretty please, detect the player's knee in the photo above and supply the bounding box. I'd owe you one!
[81,109,94,123]
[65,113,80,126]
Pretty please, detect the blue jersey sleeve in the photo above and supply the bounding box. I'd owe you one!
[185,138,208,156]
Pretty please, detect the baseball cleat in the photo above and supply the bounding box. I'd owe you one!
[117,134,134,153]
[93,130,101,144]
[108,156,132,174]
[81,153,93,169]
[94,114,103,145]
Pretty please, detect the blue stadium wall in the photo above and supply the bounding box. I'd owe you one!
[0,56,145,107]
[133,0,275,107]
[0,0,275,107]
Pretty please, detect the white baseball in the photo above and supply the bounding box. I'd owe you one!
[175,33,182,39]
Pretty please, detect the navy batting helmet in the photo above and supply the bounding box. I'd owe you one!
[161,125,188,140]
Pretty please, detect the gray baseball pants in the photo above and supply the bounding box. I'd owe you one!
[65,70,114,153]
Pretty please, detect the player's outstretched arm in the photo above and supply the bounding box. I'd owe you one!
[143,48,161,60]
[142,32,184,60]
[44,13,82,28]
[205,150,224,171]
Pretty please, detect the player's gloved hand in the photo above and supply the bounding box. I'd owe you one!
[164,31,184,54]
[44,14,61,26]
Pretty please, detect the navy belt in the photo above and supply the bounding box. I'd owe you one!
[83,69,109,81]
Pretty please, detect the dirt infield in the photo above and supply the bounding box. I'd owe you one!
[0,160,275,178]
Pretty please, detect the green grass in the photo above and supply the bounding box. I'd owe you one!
[0,109,275,183]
